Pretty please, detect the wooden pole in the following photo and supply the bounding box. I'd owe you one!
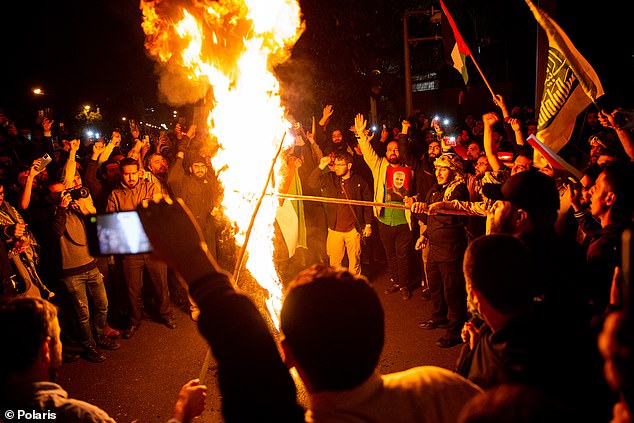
[276,193,474,216]
[278,192,410,210]
[199,132,287,382]
[232,132,287,279]
[469,55,496,98]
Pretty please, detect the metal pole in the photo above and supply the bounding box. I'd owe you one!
[403,11,413,118]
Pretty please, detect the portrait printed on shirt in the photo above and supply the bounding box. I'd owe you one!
[385,165,411,203]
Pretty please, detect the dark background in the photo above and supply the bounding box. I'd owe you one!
[2,0,632,134]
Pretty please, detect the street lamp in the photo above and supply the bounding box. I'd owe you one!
[33,88,45,96]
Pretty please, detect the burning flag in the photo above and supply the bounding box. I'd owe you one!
[525,0,604,153]
[140,0,304,324]
[275,156,307,258]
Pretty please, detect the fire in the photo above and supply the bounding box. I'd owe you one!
[140,0,304,325]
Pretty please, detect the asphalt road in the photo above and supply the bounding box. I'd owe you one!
[59,263,462,422]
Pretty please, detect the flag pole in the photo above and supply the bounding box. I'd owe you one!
[233,132,287,279]
[469,56,496,98]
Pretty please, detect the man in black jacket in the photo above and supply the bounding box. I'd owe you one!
[413,153,470,348]
[308,152,372,275]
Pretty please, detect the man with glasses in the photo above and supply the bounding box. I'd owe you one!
[308,152,372,275]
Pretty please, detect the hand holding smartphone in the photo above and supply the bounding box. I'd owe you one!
[86,211,153,256]
[34,153,52,172]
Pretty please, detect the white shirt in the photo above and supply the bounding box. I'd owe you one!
[307,366,482,423]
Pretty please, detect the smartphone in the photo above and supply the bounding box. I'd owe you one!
[34,153,52,172]
[444,135,457,147]
[86,211,153,256]
[497,151,514,161]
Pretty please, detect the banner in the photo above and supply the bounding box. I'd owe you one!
[525,0,604,153]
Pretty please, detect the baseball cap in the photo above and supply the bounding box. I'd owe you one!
[499,170,559,216]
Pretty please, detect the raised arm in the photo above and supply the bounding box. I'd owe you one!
[63,139,80,188]
[18,161,44,210]
[398,120,416,166]
[599,109,634,161]
[99,132,120,165]
[507,117,525,146]
[492,94,511,120]
[315,105,334,151]
[136,199,304,422]
[354,113,380,170]
[482,112,503,172]
[318,104,334,128]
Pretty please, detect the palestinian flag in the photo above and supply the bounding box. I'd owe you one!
[440,0,472,85]
[275,159,307,258]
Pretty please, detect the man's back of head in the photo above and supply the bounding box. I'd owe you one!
[0,296,58,382]
[464,234,536,316]
[490,170,560,235]
[280,264,384,392]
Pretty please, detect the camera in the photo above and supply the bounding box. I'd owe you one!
[85,211,153,255]
[65,186,90,200]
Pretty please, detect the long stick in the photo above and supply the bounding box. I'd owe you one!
[198,132,287,382]
[276,193,475,216]
[277,192,410,210]
[469,55,496,98]
[233,132,286,279]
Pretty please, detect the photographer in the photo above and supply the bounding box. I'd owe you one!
[44,181,118,363]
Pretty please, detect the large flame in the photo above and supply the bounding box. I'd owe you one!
[140,0,304,325]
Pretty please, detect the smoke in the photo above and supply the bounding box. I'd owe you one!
[155,65,210,106]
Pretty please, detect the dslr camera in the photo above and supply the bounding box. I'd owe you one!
[65,186,90,200]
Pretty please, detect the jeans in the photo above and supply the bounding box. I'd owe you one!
[62,267,108,349]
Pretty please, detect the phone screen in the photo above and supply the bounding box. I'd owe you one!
[443,136,457,147]
[86,211,153,255]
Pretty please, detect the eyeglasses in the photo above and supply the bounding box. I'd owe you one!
[589,136,607,149]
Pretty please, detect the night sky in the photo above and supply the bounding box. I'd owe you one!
[2,0,632,131]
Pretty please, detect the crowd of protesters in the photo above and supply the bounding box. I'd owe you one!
[1,91,634,422]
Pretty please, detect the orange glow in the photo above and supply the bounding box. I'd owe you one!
[140,0,304,326]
